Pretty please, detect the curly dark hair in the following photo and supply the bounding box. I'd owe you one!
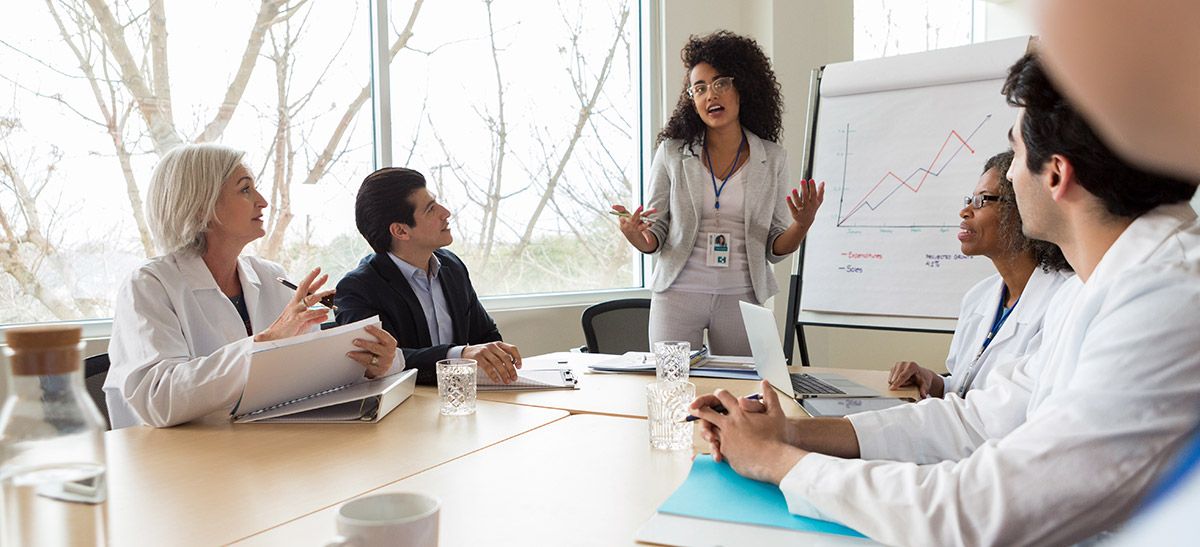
[656,31,783,149]
[983,151,1072,273]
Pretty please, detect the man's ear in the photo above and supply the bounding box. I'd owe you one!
[389,222,410,242]
[1046,154,1075,202]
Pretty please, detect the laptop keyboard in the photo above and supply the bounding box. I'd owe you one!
[790,374,846,395]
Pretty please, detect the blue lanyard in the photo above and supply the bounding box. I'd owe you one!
[980,286,1018,354]
[703,131,747,210]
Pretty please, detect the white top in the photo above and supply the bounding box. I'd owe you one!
[644,131,793,303]
[943,267,1072,394]
[778,204,1200,546]
[670,167,754,294]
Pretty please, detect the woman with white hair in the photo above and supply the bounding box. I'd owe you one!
[105,144,399,428]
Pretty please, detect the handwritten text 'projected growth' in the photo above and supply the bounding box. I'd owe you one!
[834,115,992,229]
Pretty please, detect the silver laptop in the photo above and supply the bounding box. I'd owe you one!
[739,301,878,399]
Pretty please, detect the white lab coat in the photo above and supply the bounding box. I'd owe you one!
[779,204,1200,546]
[942,267,1072,394]
[105,251,302,429]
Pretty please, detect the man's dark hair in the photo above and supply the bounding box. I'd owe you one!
[984,150,1071,272]
[1002,53,1195,218]
[355,167,426,253]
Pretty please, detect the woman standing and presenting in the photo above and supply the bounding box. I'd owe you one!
[888,151,1072,398]
[613,31,823,355]
[106,144,399,428]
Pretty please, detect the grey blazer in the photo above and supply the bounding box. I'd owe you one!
[644,130,792,304]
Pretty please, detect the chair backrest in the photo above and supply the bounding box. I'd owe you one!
[83,353,112,430]
[581,298,651,354]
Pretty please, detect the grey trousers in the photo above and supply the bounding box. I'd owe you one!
[648,289,755,357]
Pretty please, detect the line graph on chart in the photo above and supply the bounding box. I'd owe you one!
[833,115,992,229]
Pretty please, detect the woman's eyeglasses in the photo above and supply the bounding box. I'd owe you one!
[963,194,1005,209]
[687,76,735,99]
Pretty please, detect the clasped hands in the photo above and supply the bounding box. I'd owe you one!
[689,380,808,485]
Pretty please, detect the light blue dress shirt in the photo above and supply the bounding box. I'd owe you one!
[388,253,464,359]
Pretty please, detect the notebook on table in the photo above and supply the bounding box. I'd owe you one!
[232,316,416,423]
[477,369,578,391]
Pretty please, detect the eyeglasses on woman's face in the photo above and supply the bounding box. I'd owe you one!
[963,194,1005,209]
[687,76,735,99]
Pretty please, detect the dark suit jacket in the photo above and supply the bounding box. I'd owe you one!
[334,249,501,385]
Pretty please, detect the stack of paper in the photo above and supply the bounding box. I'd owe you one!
[588,352,760,380]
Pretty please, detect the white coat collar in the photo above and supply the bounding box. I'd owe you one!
[1088,203,1197,288]
[174,251,263,294]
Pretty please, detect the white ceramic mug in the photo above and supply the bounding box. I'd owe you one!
[325,492,440,547]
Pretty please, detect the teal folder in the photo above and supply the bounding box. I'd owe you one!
[658,455,866,538]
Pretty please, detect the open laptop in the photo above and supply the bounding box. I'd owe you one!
[739,301,878,399]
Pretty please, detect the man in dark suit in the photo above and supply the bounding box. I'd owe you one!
[335,167,521,385]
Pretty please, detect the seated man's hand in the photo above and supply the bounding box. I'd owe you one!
[693,381,805,485]
[691,391,768,463]
[888,360,945,398]
[462,341,522,384]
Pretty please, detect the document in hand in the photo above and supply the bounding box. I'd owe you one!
[477,368,578,391]
[232,316,416,423]
[637,455,866,545]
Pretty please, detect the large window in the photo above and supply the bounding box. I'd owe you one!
[0,0,641,325]
[854,0,975,60]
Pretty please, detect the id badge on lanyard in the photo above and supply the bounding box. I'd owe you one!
[707,232,731,267]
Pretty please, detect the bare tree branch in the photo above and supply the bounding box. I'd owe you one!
[195,0,287,143]
[300,0,425,185]
[509,3,629,260]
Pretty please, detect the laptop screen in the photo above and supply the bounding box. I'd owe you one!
[738,301,797,399]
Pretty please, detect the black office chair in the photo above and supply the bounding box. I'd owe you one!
[580,298,651,354]
[83,353,112,430]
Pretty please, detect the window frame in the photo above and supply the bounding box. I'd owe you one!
[0,0,656,336]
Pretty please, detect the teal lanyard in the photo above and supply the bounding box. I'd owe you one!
[957,286,1018,398]
[980,286,1018,354]
[703,131,747,211]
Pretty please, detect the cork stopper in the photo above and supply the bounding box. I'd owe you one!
[5,326,82,376]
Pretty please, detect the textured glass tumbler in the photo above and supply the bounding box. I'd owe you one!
[646,381,695,450]
[436,359,477,416]
[654,341,690,383]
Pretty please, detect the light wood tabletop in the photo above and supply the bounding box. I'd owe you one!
[80,354,912,546]
[236,414,696,546]
[467,351,916,419]
[101,394,567,546]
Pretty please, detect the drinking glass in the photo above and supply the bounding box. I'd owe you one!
[654,341,690,383]
[645,381,695,450]
[436,359,477,416]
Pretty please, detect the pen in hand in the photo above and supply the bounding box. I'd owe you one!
[684,393,763,422]
[276,277,337,311]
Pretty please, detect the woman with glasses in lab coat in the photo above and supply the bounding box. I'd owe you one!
[888,150,1072,398]
[105,144,400,428]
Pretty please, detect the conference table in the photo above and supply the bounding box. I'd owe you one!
[93,352,914,546]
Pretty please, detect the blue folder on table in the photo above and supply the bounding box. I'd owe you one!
[638,455,867,544]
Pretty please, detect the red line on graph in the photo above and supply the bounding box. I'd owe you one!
[839,129,975,224]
